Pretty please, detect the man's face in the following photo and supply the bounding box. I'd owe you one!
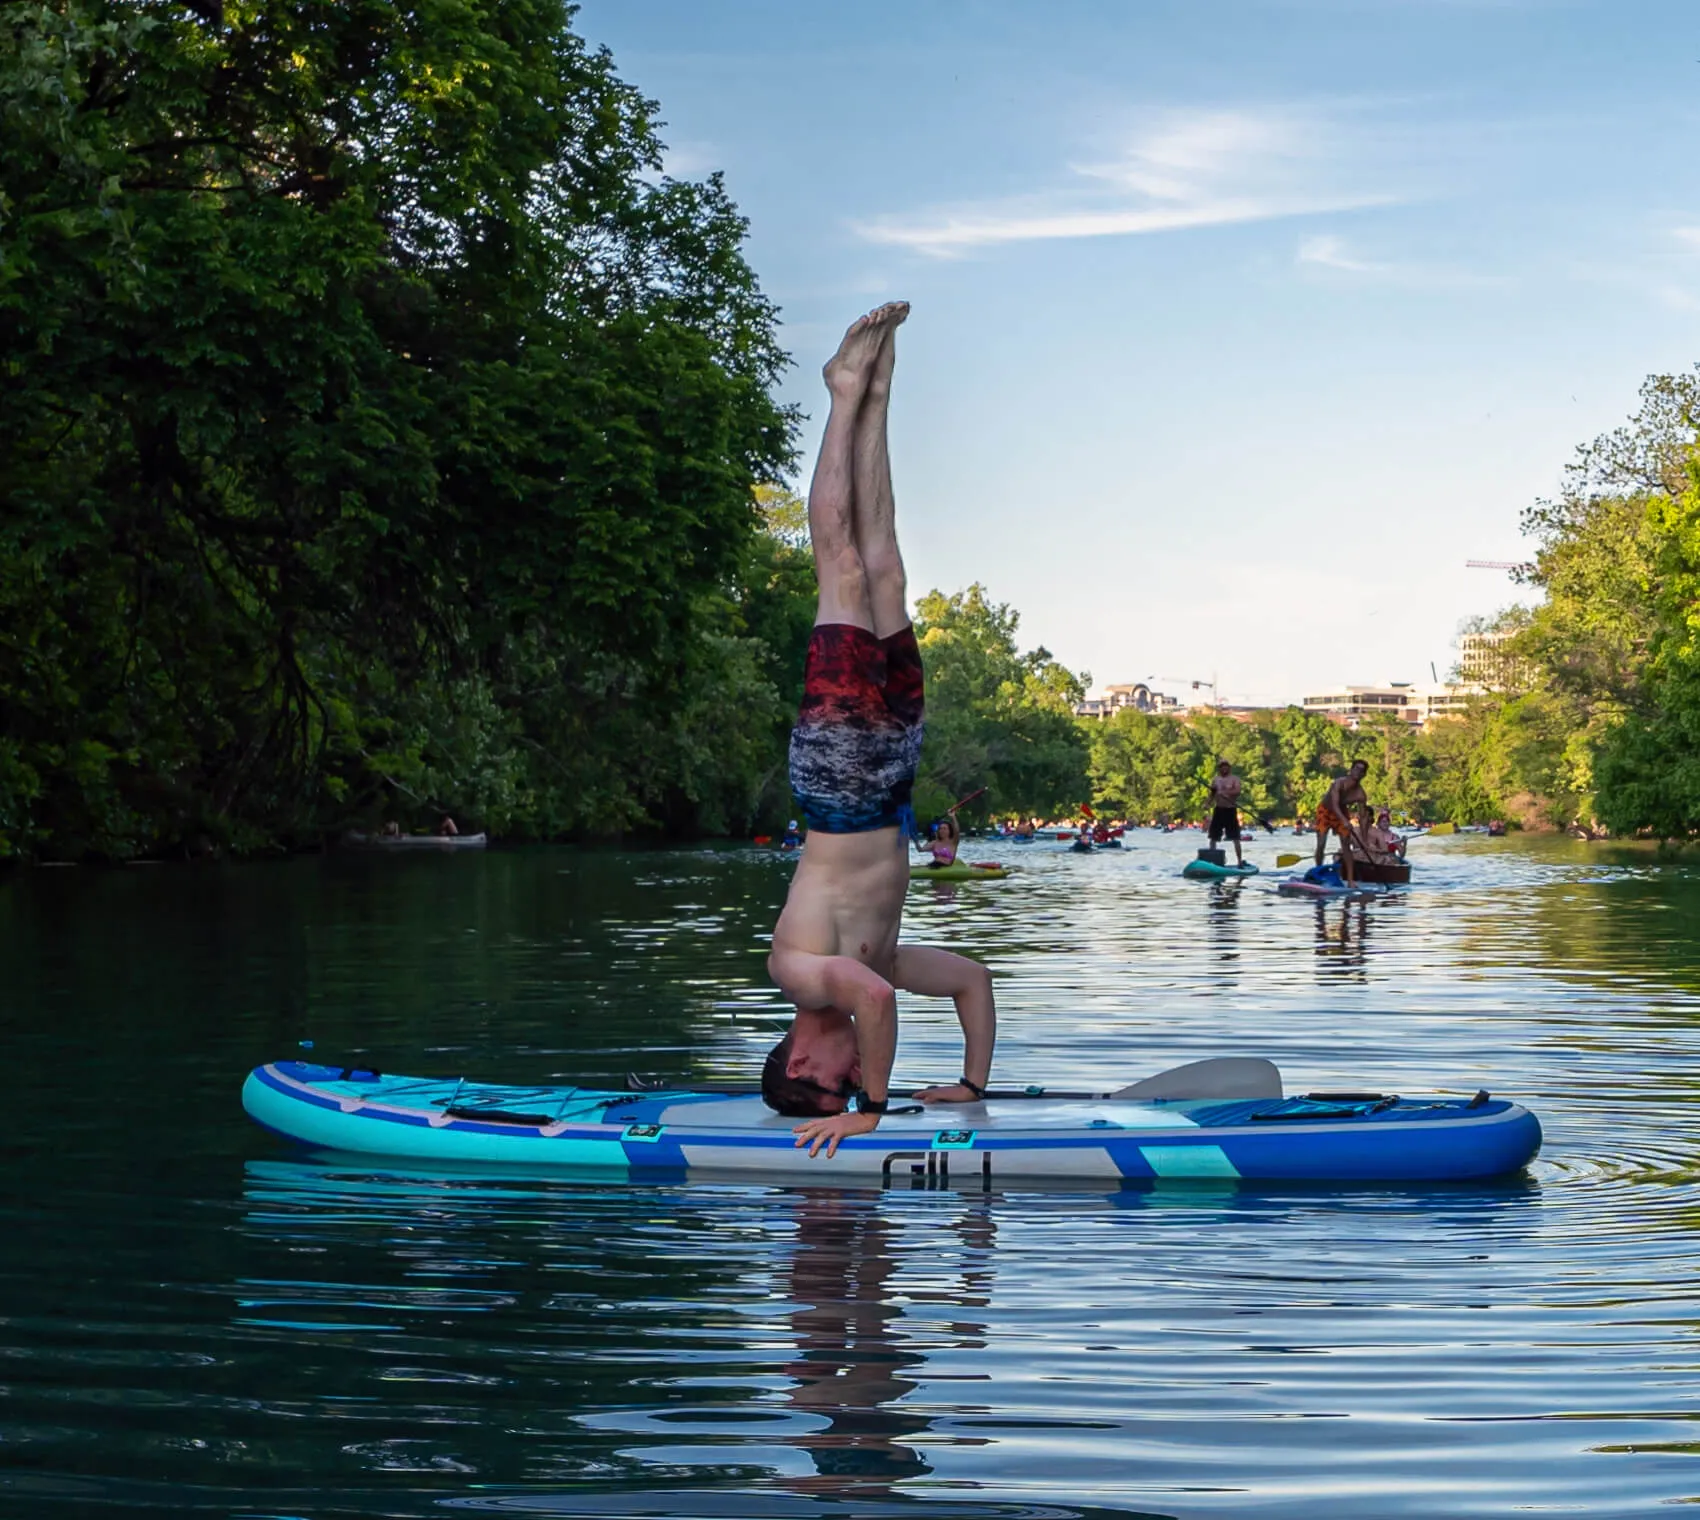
[1351,762,1368,779]
[1217,763,1230,776]
[786,1018,861,1111]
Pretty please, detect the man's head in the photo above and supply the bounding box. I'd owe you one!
[760,1012,862,1117]
[1377,807,1391,824]
[1216,759,1232,776]
[1349,760,1368,779]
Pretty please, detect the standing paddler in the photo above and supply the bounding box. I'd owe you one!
[762,304,997,1159]
[1205,759,1245,868]
[1315,760,1373,888]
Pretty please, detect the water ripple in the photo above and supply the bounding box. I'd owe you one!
[5,833,1700,1516]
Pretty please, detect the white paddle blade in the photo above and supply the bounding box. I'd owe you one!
[1109,1056,1283,1101]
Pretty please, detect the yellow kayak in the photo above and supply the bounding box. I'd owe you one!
[909,861,1011,882]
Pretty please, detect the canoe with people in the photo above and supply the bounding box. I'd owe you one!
[346,817,486,849]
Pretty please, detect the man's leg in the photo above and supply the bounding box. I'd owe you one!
[1313,815,1328,867]
[852,302,911,638]
[1232,819,1243,867]
[810,311,895,630]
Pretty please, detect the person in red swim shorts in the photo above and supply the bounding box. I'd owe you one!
[762,304,996,1158]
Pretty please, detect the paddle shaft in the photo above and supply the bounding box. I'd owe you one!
[1195,779,1275,834]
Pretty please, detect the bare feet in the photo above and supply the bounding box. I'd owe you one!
[822,302,909,399]
[866,309,899,402]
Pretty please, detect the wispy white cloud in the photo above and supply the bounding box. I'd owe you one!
[856,106,1398,258]
[1297,234,1383,273]
[1297,232,1505,287]
[1674,226,1700,253]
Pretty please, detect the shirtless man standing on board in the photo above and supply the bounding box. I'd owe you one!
[1206,759,1245,868]
[763,304,996,1159]
[1315,760,1372,886]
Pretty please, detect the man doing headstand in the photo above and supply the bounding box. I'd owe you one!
[763,304,996,1159]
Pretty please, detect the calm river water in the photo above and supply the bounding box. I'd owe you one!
[4,831,1700,1518]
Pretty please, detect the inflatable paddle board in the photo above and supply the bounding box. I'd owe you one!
[243,1062,1541,1184]
[909,862,1011,882]
[1182,860,1259,880]
[1276,864,1388,900]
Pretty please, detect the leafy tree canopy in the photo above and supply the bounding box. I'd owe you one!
[911,583,1089,823]
[0,0,796,857]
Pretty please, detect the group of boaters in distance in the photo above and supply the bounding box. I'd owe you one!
[775,755,1414,889]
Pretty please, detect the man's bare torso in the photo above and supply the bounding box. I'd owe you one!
[771,829,909,978]
[1324,776,1367,816]
[1210,776,1242,807]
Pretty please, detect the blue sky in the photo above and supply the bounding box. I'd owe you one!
[575,0,1700,704]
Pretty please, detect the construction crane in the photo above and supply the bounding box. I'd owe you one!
[1152,675,1218,706]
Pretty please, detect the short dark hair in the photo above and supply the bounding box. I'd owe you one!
[760,1032,836,1117]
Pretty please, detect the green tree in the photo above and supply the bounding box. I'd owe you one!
[1086,710,1204,822]
[1504,369,1700,833]
[911,584,1089,822]
[1593,462,1700,836]
[1268,708,1358,818]
[0,0,796,856]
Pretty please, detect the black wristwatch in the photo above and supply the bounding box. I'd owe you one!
[849,1089,889,1115]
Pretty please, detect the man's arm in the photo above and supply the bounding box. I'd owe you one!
[892,945,995,1103]
[768,947,898,1158]
[768,948,898,1099]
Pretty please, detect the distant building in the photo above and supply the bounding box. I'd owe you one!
[1076,682,1182,719]
[1205,706,1270,726]
[1458,628,1533,692]
[1302,682,1484,730]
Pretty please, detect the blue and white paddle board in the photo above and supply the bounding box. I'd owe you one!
[243,1062,1540,1185]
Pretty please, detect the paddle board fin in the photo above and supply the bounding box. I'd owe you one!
[1110,1056,1283,1101]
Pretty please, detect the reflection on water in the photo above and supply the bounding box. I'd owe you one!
[4,832,1700,1516]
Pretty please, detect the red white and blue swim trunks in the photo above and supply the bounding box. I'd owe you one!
[788,623,925,834]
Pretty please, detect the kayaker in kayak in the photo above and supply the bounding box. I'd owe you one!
[1314,760,1371,886]
[1206,759,1245,868]
[764,304,996,1158]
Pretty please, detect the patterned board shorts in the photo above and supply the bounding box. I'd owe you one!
[788,623,925,834]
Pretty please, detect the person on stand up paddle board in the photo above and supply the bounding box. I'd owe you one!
[765,304,996,1159]
[922,814,960,869]
[1206,760,1245,868]
[1315,760,1372,887]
